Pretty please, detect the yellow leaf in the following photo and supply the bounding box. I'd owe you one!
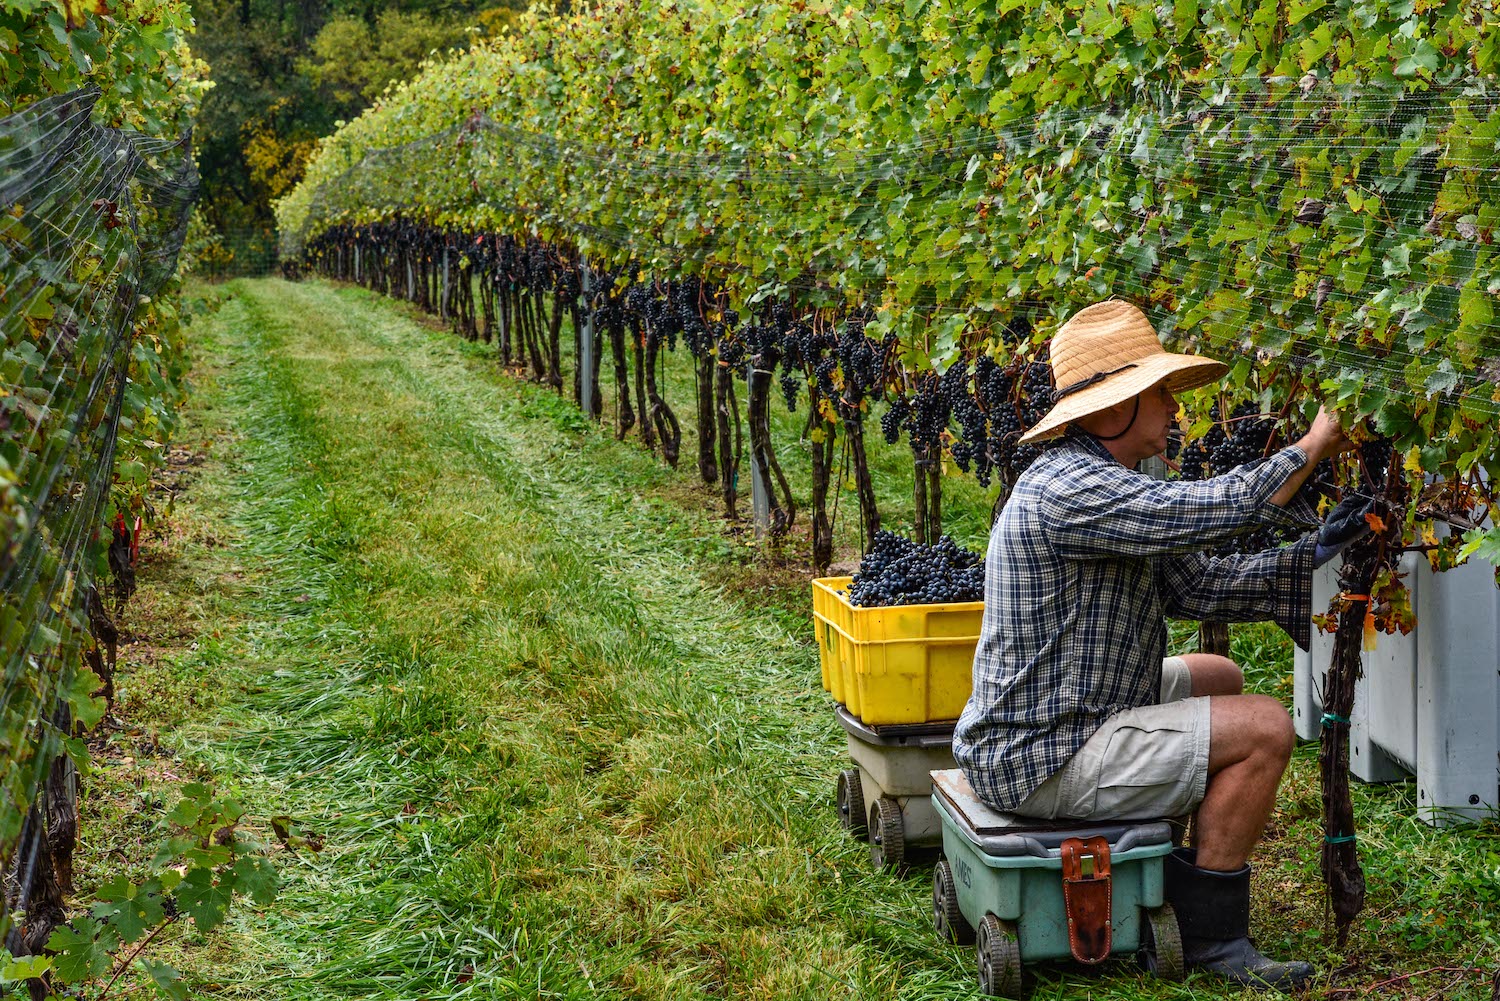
[56,0,106,31]
[1363,609,1378,651]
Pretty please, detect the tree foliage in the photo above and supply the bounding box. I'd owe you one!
[189,0,522,247]
[301,10,475,113]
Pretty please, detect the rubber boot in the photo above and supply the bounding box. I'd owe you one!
[1164,848,1314,992]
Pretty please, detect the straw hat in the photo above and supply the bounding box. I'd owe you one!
[1018,300,1228,445]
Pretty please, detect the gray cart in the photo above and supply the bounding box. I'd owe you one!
[834,706,955,870]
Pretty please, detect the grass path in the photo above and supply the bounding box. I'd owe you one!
[102,278,1500,1001]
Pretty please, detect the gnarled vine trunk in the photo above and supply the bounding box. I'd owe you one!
[695,354,718,486]
[715,361,741,520]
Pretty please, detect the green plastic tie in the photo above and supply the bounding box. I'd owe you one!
[1321,712,1351,727]
[1325,833,1356,845]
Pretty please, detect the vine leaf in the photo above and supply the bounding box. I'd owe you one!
[174,868,234,934]
[90,883,165,945]
[139,958,190,1000]
[60,665,106,729]
[232,854,279,906]
[0,954,52,981]
[46,919,115,981]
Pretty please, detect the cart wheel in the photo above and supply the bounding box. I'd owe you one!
[868,797,905,871]
[933,860,976,945]
[976,914,1023,998]
[836,769,867,841]
[1140,903,1184,982]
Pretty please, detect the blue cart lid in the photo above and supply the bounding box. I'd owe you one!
[931,769,1174,859]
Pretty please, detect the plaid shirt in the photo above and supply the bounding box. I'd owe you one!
[952,433,1318,812]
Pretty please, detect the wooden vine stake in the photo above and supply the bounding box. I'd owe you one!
[1319,451,1402,945]
[1318,549,1374,946]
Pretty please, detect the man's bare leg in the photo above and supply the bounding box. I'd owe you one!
[1195,694,1295,871]
[1168,693,1311,990]
[1182,652,1243,696]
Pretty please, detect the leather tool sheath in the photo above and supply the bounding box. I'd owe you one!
[1060,835,1113,964]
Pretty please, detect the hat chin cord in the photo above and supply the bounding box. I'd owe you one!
[1091,396,1140,442]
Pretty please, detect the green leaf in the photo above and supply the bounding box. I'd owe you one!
[175,869,234,934]
[1394,38,1440,77]
[1286,0,1327,26]
[1424,359,1460,396]
[1457,526,1500,564]
[46,919,115,982]
[1209,208,1262,245]
[60,665,106,729]
[232,854,279,906]
[92,886,166,944]
[139,959,190,1001]
[0,954,52,982]
[1172,0,1200,40]
[1382,243,1412,277]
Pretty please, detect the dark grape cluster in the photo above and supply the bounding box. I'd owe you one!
[881,396,910,445]
[717,322,747,368]
[1177,402,1288,554]
[846,530,985,606]
[904,371,951,458]
[1019,356,1053,427]
[967,351,1051,485]
[943,360,986,475]
[878,346,1055,487]
[621,281,682,352]
[743,307,784,375]
[1177,403,1275,481]
[1359,440,1391,491]
[666,276,717,359]
[836,316,893,411]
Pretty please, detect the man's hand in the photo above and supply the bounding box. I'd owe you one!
[1269,406,1353,508]
[1297,406,1355,464]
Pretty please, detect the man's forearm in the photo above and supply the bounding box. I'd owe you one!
[1269,406,1349,508]
[1267,445,1313,508]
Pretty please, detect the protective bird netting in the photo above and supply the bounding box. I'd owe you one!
[0,85,197,959]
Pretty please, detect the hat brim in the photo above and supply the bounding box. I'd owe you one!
[1017,353,1228,445]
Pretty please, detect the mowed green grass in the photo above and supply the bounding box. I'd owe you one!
[98,277,1500,1000]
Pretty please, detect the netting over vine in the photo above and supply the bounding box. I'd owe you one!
[0,85,198,948]
[283,83,1500,420]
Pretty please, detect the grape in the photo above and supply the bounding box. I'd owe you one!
[1359,440,1391,491]
[881,398,910,445]
[1177,402,1291,554]
[846,530,985,607]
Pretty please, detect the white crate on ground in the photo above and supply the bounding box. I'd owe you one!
[1292,553,1500,827]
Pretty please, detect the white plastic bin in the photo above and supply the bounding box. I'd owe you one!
[1292,553,1500,826]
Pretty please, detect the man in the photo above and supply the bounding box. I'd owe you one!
[952,300,1360,991]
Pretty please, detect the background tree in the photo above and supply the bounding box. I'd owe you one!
[189,0,526,273]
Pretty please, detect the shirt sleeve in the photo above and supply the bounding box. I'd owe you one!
[1037,445,1310,559]
[1154,536,1317,650]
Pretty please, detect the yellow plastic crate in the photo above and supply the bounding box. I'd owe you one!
[811,576,984,725]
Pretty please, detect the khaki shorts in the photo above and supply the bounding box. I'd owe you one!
[1014,656,1210,820]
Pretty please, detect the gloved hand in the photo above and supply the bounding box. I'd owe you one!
[1314,492,1378,566]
